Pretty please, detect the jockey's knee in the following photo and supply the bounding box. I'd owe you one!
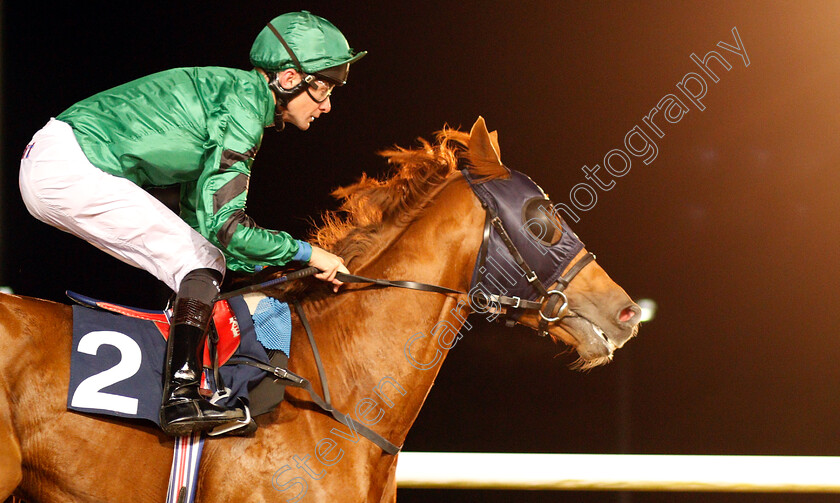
[19,163,58,226]
[177,268,223,305]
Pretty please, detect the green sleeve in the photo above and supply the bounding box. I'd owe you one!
[185,108,309,273]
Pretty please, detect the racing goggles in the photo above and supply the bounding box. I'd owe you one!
[303,75,335,103]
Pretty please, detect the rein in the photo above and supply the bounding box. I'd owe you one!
[222,250,593,453]
[219,267,463,455]
[214,170,595,453]
[229,301,401,455]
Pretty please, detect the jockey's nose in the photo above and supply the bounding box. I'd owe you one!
[617,304,641,327]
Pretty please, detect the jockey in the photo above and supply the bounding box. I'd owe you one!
[18,11,366,436]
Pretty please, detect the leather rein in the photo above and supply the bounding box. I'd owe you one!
[216,172,595,453]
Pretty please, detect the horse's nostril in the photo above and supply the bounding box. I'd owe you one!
[618,306,639,324]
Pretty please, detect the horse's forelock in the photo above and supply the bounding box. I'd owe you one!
[437,127,509,182]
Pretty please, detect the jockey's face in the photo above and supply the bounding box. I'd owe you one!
[279,70,332,131]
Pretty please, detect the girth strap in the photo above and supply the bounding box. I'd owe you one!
[229,301,401,455]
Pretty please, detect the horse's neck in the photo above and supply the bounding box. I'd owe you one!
[297,178,484,446]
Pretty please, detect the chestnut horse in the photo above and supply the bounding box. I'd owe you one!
[0,118,640,502]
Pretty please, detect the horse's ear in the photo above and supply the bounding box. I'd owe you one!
[488,130,501,159]
[468,116,503,166]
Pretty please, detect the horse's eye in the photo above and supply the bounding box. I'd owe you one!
[521,197,563,246]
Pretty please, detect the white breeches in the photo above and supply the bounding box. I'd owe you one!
[19,118,225,291]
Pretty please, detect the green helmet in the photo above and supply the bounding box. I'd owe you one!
[250,11,366,86]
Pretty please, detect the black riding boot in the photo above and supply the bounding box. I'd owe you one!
[160,269,244,436]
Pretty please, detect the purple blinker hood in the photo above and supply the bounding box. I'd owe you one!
[463,169,585,302]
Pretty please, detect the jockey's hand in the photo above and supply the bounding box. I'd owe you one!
[308,246,349,293]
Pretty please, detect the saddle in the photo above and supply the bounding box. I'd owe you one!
[66,290,294,434]
[66,282,400,454]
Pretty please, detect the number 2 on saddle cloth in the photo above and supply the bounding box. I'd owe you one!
[65,291,289,426]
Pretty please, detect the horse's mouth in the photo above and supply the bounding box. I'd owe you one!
[590,323,611,346]
[554,314,616,370]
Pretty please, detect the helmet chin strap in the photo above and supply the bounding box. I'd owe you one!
[265,22,313,132]
[267,72,309,132]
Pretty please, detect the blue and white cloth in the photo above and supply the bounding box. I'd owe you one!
[252,297,292,355]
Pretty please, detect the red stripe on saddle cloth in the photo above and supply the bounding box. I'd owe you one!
[204,300,241,368]
[96,302,170,339]
[97,300,242,368]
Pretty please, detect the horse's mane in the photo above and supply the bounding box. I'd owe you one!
[260,126,508,299]
[311,127,508,265]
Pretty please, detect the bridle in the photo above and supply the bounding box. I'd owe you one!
[460,167,595,336]
[217,167,596,452]
[470,207,595,335]
[221,168,594,337]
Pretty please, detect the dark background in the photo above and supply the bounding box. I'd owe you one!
[3,1,839,502]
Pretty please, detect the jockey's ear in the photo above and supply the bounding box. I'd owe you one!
[277,68,302,89]
[468,116,503,166]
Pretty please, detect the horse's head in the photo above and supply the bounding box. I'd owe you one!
[461,117,641,369]
[314,116,640,370]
